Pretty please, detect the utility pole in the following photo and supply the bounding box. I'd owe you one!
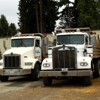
[40,0,43,33]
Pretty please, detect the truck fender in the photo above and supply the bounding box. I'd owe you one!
[85,57,93,68]
[31,59,40,69]
[78,57,92,69]
[89,58,93,68]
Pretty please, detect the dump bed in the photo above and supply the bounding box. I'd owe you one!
[93,40,100,58]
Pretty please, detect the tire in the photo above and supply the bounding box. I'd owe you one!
[43,77,52,86]
[31,64,40,81]
[93,60,100,78]
[83,76,92,86]
[0,76,9,82]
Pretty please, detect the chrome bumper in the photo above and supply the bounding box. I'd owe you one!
[0,69,31,76]
[40,70,92,77]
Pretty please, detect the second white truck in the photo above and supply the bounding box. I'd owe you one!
[0,33,49,81]
[40,27,100,86]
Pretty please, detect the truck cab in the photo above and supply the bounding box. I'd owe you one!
[0,33,48,82]
[40,28,100,86]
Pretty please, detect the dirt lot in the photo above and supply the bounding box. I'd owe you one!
[0,77,100,100]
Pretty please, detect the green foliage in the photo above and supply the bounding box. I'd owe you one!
[77,0,100,29]
[0,15,9,37]
[8,23,17,36]
[55,0,100,29]
[18,0,36,33]
[0,15,17,37]
[57,0,77,28]
[42,0,59,32]
[18,0,100,31]
[18,0,59,33]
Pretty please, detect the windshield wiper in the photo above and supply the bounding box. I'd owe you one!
[57,39,63,45]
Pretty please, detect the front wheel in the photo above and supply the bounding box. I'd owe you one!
[0,76,9,82]
[31,64,40,81]
[43,77,52,86]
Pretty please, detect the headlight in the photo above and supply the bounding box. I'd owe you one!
[43,63,50,67]
[0,63,3,66]
[25,62,33,66]
[80,62,88,66]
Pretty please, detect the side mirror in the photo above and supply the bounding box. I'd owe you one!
[3,40,7,50]
[83,49,87,53]
[52,32,56,39]
[91,35,96,45]
[52,32,56,36]
[52,39,56,46]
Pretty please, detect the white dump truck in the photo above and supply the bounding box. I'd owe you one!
[0,33,49,81]
[40,27,100,86]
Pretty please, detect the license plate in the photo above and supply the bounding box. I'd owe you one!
[61,68,68,71]
[5,69,20,75]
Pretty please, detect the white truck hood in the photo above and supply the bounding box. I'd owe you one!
[3,47,33,55]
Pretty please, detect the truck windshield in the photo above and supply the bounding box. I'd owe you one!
[57,35,84,45]
[11,38,34,47]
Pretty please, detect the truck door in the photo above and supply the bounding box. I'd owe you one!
[35,39,42,62]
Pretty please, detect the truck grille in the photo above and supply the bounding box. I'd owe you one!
[52,45,77,70]
[4,54,20,69]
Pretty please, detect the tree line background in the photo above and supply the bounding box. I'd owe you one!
[0,0,100,37]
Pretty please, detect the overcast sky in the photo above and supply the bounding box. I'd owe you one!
[0,0,19,28]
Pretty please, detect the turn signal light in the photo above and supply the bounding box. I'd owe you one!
[93,32,96,35]
[89,54,92,57]
[43,56,47,59]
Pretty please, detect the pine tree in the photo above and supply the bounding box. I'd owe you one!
[77,0,100,29]
[42,0,59,32]
[57,0,75,28]
[0,15,9,37]
[18,0,59,33]
[9,23,17,36]
[56,0,100,29]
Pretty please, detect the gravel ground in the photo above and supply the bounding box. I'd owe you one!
[0,77,100,100]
